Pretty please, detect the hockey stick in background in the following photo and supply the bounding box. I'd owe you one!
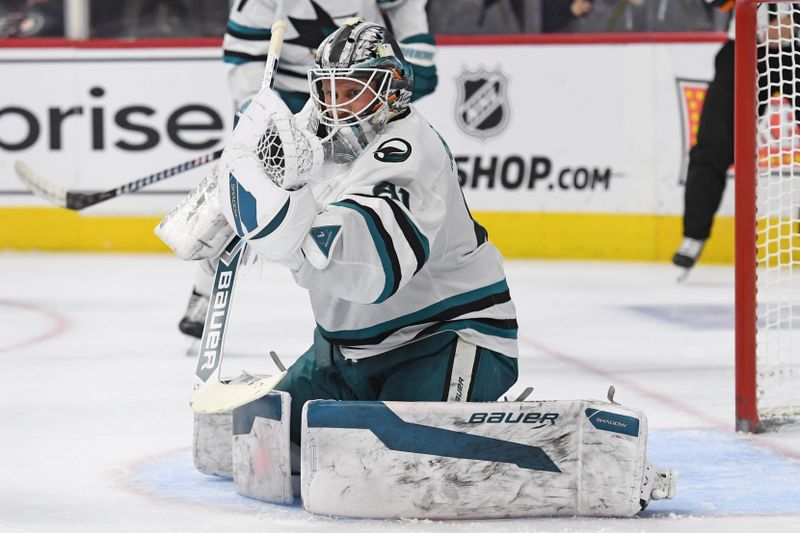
[13,149,222,211]
[190,19,289,415]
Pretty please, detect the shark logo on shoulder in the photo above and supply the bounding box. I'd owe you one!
[374,138,412,163]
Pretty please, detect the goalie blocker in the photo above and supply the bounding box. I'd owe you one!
[226,393,676,518]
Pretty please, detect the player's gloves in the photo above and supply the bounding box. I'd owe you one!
[401,34,438,101]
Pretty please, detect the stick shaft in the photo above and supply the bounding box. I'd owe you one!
[191,20,288,407]
[66,149,223,210]
[15,149,222,211]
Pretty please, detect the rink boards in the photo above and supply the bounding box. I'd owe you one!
[0,36,736,262]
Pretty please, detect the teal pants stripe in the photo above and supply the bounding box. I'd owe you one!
[274,330,518,444]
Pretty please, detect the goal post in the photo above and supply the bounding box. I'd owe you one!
[735,0,800,432]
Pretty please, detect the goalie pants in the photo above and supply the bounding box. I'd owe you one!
[274,330,519,445]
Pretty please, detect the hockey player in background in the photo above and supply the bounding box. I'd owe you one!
[673,2,800,277]
[178,0,438,345]
[158,19,518,445]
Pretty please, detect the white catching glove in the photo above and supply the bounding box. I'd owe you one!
[155,163,235,261]
[227,88,324,190]
[217,87,324,265]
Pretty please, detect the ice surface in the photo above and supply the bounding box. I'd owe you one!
[1,253,799,533]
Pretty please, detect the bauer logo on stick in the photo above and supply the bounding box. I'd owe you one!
[455,67,510,140]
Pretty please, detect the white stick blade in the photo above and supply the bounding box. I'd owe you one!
[14,160,68,207]
[190,372,286,414]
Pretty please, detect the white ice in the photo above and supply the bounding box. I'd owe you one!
[2,252,799,533]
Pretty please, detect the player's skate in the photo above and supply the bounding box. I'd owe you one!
[179,288,209,355]
[672,237,704,282]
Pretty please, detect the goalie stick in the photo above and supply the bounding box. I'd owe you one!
[14,150,222,211]
[190,19,289,414]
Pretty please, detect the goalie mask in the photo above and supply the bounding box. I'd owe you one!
[308,20,413,162]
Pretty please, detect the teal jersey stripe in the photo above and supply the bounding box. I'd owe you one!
[223,54,250,65]
[318,279,510,341]
[332,201,396,303]
[226,21,272,39]
[401,33,436,46]
[356,193,429,271]
[392,201,430,265]
[421,318,518,340]
[251,199,290,240]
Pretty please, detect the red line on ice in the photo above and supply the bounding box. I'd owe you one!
[519,334,800,461]
[0,299,70,354]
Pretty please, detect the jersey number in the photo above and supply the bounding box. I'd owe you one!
[373,182,410,210]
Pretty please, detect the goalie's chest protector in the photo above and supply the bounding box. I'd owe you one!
[300,109,518,359]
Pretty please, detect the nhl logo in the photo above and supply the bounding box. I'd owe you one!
[455,67,510,139]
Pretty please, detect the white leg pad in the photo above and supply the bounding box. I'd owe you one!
[192,411,233,478]
[301,399,674,519]
[232,391,293,504]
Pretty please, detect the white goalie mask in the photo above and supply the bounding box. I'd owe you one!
[307,20,413,162]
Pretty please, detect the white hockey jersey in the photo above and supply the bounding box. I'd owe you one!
[292,108,519,360]
[223,0,434,105]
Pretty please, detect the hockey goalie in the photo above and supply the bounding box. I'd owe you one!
[156,19,676,519]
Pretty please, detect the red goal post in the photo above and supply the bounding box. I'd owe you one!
[735,0,800,432]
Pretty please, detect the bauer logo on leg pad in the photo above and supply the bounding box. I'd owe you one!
[305,401,560,472]
[467,410,559,427]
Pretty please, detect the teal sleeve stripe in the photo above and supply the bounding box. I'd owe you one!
[360,193,429,271]
[401,33,436,45]
[397,205,429,263]
[251,199,291,240]
[318,279,510,341]
[226,21,272,39]
[223,54,250,65]
[332,201,397,303]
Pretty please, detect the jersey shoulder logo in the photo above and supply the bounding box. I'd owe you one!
[309,225,341,257]
[373,138,412,163]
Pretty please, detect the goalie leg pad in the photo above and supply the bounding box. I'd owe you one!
[193,411,233,478]
[301,399,675,519]
[232,391,294,504]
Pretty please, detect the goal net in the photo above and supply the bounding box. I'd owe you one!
[736,1,800,432]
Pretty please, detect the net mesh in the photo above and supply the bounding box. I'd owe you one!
[754,3,800,427]
[256,123,286,186]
